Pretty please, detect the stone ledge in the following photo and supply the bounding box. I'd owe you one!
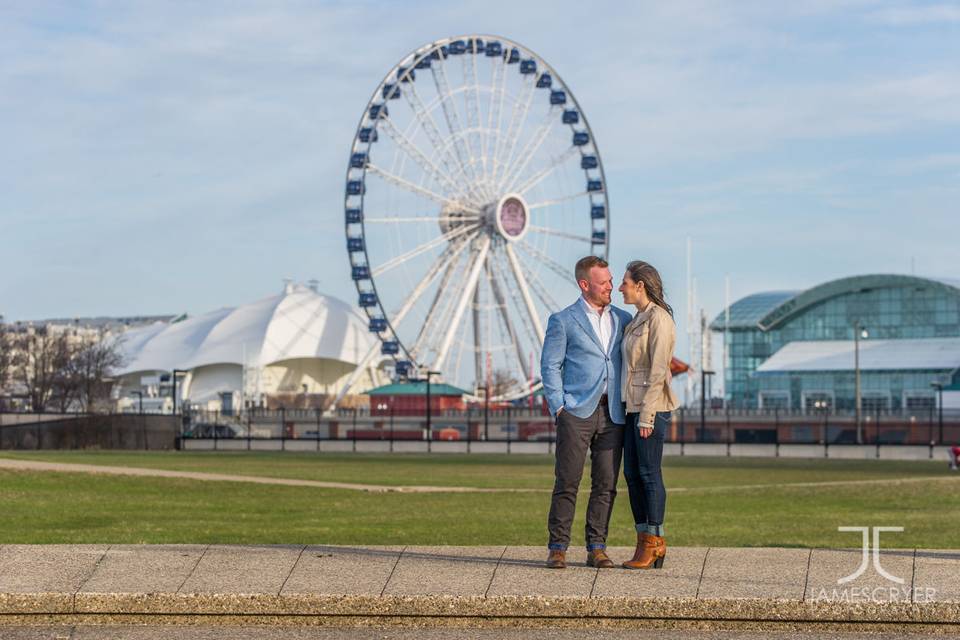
[0,593,954,625]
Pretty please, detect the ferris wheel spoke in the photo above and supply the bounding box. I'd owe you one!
[527,191,589,210]
[409,245,466,360]
[387,236,473,332]
[433,235,491,373]
[494,259,538,353]
[378,116,463,198]
[500,111,559,193]
[517,259,563,312]
[452,299,475,390]
[494,71,538,187]
[402,83,478,200]
[527,225,593,243]
[481,58,506,194]
[365,215,480,223]
[488,252,532,381]
[431,61,477,185]
[371,223,480,278]
[366,163,480,214]
[504,243,545,343]
[462,51,484,189]
[514,146,580,195]
[471,272,484,392]
[516,240,576,282]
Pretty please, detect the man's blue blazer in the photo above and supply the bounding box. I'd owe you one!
[540,300,633,425]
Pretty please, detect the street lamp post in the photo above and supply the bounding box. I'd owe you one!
[171,369,188,415]
[813,400,829,444]
[483,383,490,441]
[425,370,440,441]
[700,369,715,443]
[931,382,944,444]
[853,322,868,445]
[131,391,143,415]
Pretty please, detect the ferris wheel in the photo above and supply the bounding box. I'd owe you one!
[342,34,609,401]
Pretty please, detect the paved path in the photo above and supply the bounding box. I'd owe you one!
[0,545,957,632]
[0,458,542,493]
[2,458,956,495]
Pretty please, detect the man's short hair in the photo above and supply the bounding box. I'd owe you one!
[574,255,609,283]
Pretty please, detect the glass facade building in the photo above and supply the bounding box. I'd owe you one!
[711,275,960,410]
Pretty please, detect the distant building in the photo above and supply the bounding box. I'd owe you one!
[114,283,386,413]
[14,315,180,332]
[367,380,469,416]
[711,275,960,411]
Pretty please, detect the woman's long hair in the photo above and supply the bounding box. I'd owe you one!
[625,260,673,317]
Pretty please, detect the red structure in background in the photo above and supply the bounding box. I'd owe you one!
[363,356,693,428]
[516,356,694,416]
[367,381,469,417]
[670,357,690,376]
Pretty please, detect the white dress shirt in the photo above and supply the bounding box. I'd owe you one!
[578,295,613,394]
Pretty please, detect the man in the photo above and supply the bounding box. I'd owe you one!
[541,256,633,569]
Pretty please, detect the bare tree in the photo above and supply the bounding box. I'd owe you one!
[489,369,520,398]
[12,328,126,413]
[0,321,11,409]
[13,327,72,412]
[68,333,125,412]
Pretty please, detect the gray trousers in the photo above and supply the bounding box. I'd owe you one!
[547,401,624,550]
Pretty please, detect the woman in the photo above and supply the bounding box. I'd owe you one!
[617,260,679,569]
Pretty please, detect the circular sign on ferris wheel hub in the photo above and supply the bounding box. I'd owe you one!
[495,193,529,242]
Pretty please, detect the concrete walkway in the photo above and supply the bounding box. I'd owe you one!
[0,545,958,632]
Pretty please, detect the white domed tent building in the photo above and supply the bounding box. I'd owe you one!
[114,283,385,412]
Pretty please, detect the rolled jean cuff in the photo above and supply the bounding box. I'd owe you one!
[586,543,606,551]
[548,543,567,551]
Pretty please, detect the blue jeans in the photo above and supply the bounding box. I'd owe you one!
[623,411,669,534]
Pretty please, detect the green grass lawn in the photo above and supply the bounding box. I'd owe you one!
[1,451,958,548]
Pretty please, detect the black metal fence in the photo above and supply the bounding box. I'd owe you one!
[178,406,960,447]
[2,407,958,451]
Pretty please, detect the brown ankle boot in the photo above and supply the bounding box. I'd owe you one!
[622,533,666,570]
[624,532,646,565]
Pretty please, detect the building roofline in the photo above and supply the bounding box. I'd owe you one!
[713,274,960,333]
[758,274,960,331]
[367,381,470,396]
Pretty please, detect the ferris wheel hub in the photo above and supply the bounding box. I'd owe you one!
[485,192,530,242]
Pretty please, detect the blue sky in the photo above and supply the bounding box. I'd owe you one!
[2,1,958,374]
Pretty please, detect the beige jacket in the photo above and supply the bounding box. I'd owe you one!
[621,302,680,427]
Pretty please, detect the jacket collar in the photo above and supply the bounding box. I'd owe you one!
[570,298,621,355]
[570,300,603,352]
[627,302,656,332]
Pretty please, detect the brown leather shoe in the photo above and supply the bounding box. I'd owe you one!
[586,548,615,568]
[622,533,666,570]
[546,549,566,569]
